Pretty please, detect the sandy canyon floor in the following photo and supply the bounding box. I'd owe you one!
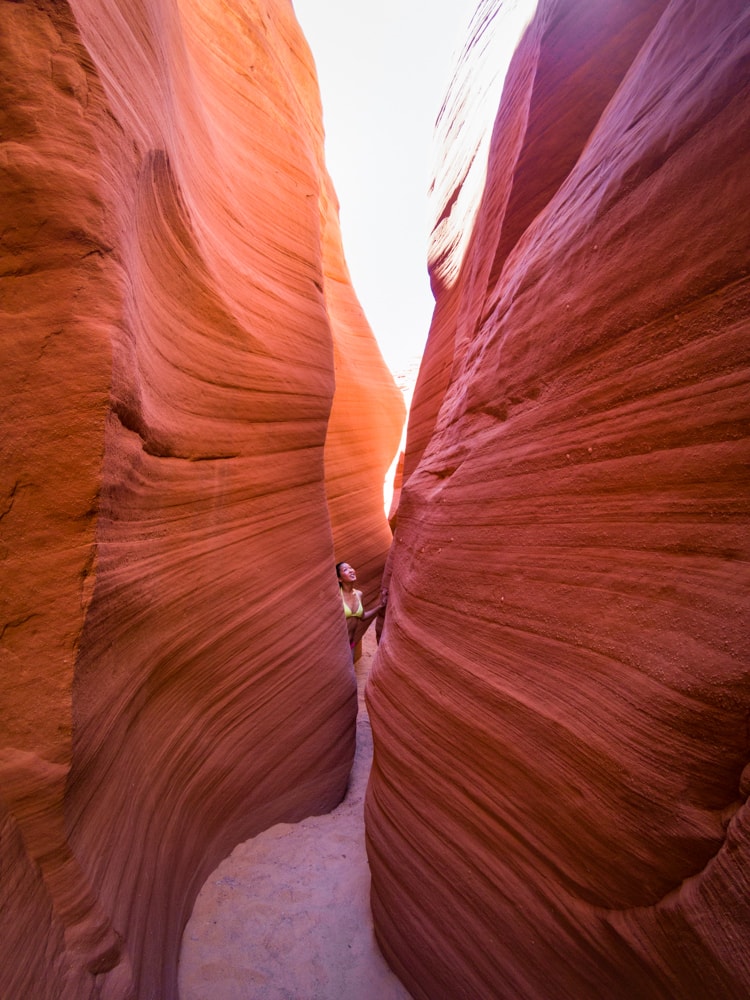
[179,629,412,999]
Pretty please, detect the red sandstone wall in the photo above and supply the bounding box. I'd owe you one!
[0,1,401,997]
[367,1,750,998]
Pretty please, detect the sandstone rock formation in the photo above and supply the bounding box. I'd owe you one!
[367,1,750,998]
[0,2,402,998]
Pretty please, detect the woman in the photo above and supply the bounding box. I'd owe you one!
[336,561,387,654]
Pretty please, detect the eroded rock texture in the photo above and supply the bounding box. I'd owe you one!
[0,1,402,998]
[367,1,750,998]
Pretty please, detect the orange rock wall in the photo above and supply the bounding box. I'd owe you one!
[367,1,750,998]
[0,1,401,998]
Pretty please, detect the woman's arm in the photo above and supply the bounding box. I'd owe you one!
[361,587,388,622]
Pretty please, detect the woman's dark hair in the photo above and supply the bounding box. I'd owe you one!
[335,562,345,586]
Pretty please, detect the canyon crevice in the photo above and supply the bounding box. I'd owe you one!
[3,0,749,998]
[366,1,750,998]
[0,2,402,998]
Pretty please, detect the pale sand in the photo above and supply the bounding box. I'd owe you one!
[178,629,412,1000]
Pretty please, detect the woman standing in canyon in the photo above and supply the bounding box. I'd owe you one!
[336,562,387,654]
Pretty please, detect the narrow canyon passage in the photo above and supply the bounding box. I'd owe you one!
[178,629,411,1000]
[4,3,748,998]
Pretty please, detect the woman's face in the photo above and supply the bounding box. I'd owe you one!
[338,563,357,583]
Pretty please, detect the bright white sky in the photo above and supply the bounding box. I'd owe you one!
[292,0,478,374]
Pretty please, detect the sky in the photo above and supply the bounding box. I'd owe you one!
[292,0,479,374]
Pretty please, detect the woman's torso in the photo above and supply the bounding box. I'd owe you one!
[342,588,364,619]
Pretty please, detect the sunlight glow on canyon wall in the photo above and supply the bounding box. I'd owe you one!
[0,2,402,997]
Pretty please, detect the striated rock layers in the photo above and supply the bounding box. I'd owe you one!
[367,1,750,998]
[0,1,402,998]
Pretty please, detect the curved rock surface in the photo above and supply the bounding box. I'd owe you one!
[0,2,402,998]
[367,1,750,998]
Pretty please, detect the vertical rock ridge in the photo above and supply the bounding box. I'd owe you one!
[368,1,750,998]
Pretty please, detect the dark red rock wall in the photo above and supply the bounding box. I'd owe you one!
[367,1,750,997]
[0,2,402,998]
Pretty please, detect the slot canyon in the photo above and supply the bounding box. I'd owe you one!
[1,2,748,1000]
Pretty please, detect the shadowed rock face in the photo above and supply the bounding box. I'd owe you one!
[0,1,402,998]
[367,1,750,998]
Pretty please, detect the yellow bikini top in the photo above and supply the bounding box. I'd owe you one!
[341,589,364,618]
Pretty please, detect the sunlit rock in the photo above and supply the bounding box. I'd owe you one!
[0,1,401,998]
[367,1,750,997]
